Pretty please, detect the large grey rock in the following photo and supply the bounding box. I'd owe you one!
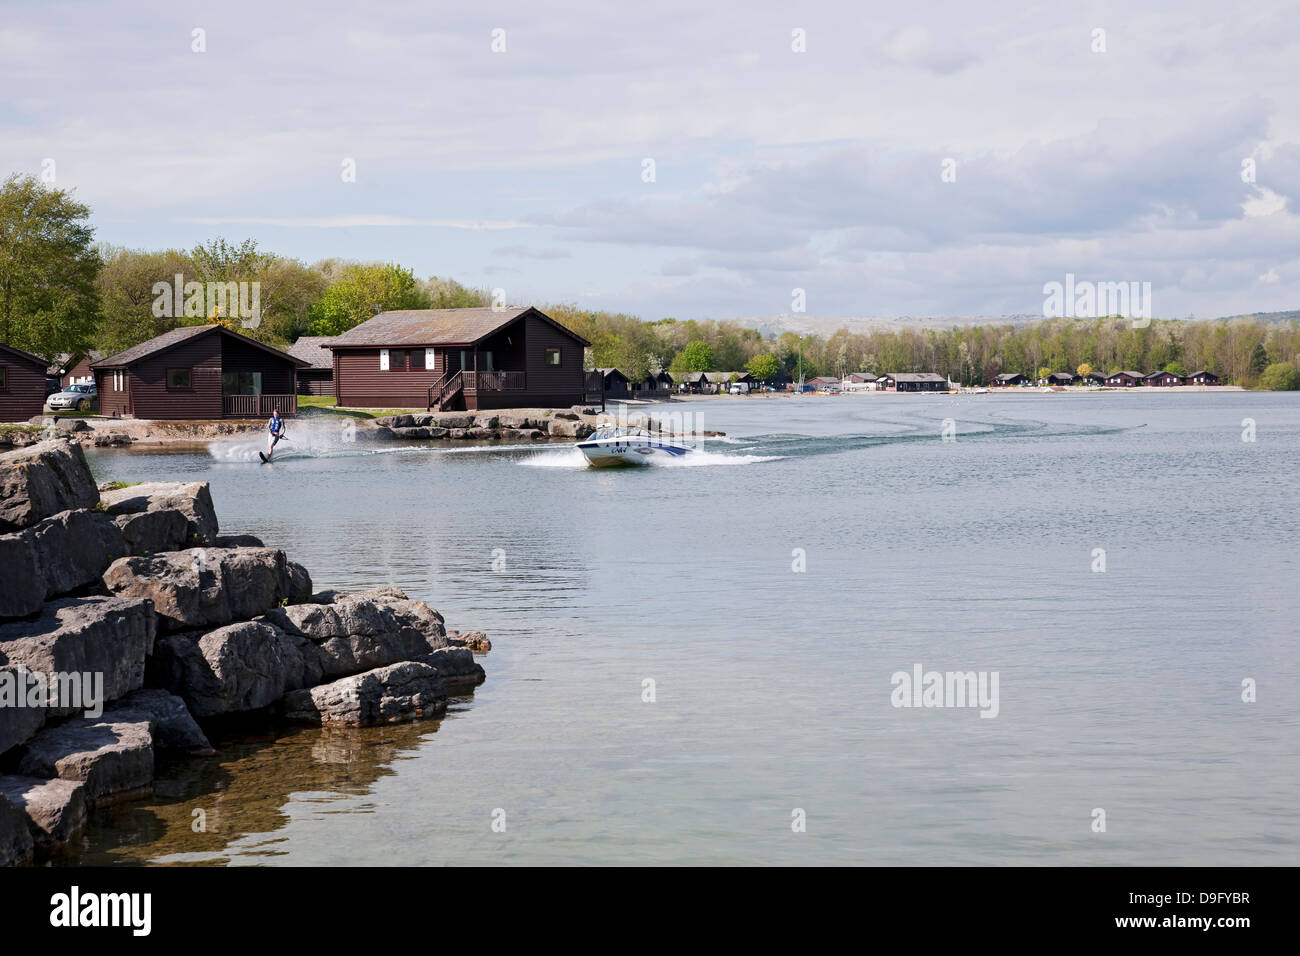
[500,428,546,442]
[549,419,594,439]
[149,621,321,717]
[17,717,154,805]
[113,507,189,555]
[436,414,474,430]
[98,481,219,545]
[0,776,86,855]
[107,690,213,754]
[421,646,487,692]
[0,595,157,719]
[0,533,42,618]
[447,630,493,652]
[261,594,448,679]
[102,547,310,632]
[0,439,99,533]
[0,665,48,757]
[24,509,128,598]
[282,661,446,726]
[0,793,34,866]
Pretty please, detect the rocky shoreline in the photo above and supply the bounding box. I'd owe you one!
[0,439,489,865]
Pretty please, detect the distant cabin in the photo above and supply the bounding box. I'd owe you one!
[1104,371,1143,387]
[1186,370,1219,385]
[842,372,877,389]
[1145,370,1184,387]
[1044,372,1081,386]
[92,325,306,419]
[1084,372,1107,385]
[876,372,947,392]
[285,337,336,395]
[49,350,103,387]
[327,307,591,411]
[597,368,632,399]
[0,343,49,422]
[993,373,1028,386]
[633,371,674,397]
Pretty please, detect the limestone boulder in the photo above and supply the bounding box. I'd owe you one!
[0,665,48,757]
[282,661,446,726]
[0,776,86,855]
[0,440,99,533]
[26,509,128,597]
[0,794,34,867]
[421,646,486,692]
[17,717,154,806]
[0,533,42,618]
[102,547,309,632]
[112,507,189,556]
[149,621,321,717]
[0,595,157,719]
[107,690,213,755]
[99,481,219,544]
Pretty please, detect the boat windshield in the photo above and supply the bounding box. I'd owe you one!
[590,424,650,440]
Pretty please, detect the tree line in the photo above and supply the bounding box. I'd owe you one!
[2,174,1297,388]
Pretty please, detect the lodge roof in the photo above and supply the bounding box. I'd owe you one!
[0,342,48,369]
[881,372,947,382]
[327,307,591,349]
[284,336,336,370]
[94,325,307,369]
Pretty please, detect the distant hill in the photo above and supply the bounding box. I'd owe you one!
[729,310,1299,337]
[1213,309,1300,324]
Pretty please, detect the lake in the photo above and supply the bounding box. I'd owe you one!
[72,392,1300,865]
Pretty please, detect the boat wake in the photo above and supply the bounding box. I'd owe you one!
[519,446,782,469]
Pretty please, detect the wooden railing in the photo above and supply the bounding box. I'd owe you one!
[464,370,525,393]
[427,372,453,410]
[223,394,297,417]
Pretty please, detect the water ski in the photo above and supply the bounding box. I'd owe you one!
[258,452,269,464]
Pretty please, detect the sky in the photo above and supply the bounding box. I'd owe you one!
[3,0,1299,323]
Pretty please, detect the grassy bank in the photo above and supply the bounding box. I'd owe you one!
[297,396,424,420]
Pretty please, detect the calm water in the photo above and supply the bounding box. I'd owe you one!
[73,392,1300,865]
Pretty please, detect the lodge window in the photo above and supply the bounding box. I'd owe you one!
[222,371,262,395]
[0,367,7,389]
[545,348,561,366]
[390,350,407,371]
[167,368,192,389]
[410,350,425,370]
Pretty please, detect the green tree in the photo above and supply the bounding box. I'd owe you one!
[306,263,429,336]
[1037,366,1053,380]
[1260,362,1300,390]
[1163,360,1187,376]
[1249,342,1270,376]
[0,173,101,359]
[672,340,715,373]
[94,245,195,355]
[746,352,781,382]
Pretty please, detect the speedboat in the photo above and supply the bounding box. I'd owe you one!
[576,424,694,468]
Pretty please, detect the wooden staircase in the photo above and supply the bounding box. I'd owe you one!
[427,371,463,411]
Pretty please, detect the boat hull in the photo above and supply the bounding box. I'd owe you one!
[577,437,692,468]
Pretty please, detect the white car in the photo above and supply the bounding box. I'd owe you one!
[47,383,97,411]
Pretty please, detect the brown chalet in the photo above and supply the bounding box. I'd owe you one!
[328,307,592,411]
[92,325,306,419]
[0,343,49,422]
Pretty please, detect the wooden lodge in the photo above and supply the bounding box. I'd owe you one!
[1084,372,1107,385]
[1144,370,1185,387]
[1043,372,1081,386]
[993,372,1028,386]
[1186,370,1219,385]
[92,325,306,419]
[0,343,50,422]
[1104,370,1143,387]
[634,370,674,397]
[49,350,103,388]
[597,368,632,399]
[285,336,336,395]
[327,307,591,411]
[876,372,948,392]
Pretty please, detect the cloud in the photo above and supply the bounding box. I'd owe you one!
[493,244,571,258]
[883,25,979,74]
[184,215,531,230]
